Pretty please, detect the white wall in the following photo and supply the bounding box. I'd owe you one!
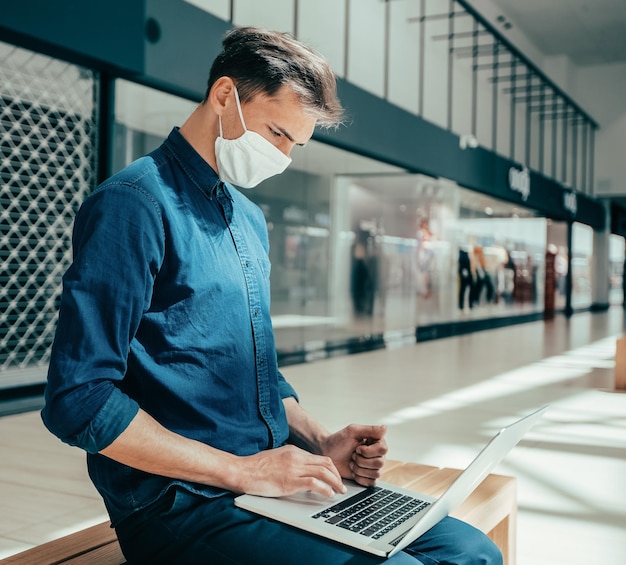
[595,112,626,197]
[346,0,386,99]
[297,0,346,77]
[387,1,420,115]
[233,0,294,32]
[572,62,626,197]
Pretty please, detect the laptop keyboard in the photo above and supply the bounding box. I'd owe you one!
[311,486,430,540]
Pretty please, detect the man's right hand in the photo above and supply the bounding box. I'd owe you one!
[231,445,347,498]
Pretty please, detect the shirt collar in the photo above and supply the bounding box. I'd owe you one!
[162,127,224,198]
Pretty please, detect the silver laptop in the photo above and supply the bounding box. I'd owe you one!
[235,405,548,558]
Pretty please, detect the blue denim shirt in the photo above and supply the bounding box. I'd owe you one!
[42,128,298,526]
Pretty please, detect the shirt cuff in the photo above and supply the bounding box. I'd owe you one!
[75,388,140,454]
[277,372,299,403]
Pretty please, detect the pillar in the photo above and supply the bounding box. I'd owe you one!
[591,199,611,311]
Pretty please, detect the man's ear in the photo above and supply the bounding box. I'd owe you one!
[208,76,236,116]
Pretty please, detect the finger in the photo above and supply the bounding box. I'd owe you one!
[351,461,382,480]
[349,461,381,486]
[349,424,387,442]
[351,452,385,474]
[299,476,340,498]
[356,439,388,459]
[352,451,385,470]
[305,457,347,496]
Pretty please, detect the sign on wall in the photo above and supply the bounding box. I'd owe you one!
[508,166,531,201]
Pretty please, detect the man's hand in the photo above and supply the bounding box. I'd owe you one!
[282,398,388,488]
[233,444,347,499]
[320,424,388,487]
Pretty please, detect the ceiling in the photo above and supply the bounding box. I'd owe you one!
[488,0,626,66]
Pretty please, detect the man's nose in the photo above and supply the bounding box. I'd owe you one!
[278,140,295,158]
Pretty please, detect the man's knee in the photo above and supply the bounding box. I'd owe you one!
[446,521,503,565]
[405,517,503,565]
[472,534,503,565]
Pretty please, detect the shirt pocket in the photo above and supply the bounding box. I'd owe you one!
[257,257,271,279]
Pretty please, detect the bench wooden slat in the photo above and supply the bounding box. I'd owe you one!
[61,541,126,565]
[0,521,125,565]
[378,461,439,486]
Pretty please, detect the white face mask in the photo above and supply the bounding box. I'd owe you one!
[214,86,292,188]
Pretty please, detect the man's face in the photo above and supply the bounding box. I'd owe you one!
[221,85,317,158]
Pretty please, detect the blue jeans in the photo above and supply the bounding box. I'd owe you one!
[115,487,503,565]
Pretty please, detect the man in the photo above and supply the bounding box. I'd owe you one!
[42,27,502,564]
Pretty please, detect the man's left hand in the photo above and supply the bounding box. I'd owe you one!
[320,424,387,487]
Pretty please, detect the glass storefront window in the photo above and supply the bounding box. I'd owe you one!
[332,174,546,336]
[113,80,196,173]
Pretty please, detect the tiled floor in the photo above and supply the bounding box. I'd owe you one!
[1,309,625,563]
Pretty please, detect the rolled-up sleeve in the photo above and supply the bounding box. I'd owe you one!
[277,369,299,402]
[42,182,164,453]
[48,383,140,454]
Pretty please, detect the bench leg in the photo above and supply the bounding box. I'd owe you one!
[487,509,516,565]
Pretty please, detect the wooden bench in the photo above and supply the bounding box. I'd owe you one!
[1,460,516,565]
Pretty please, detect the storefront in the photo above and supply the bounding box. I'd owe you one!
[328,171,605,345]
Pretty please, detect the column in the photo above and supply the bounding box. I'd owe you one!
[591,199,611,310]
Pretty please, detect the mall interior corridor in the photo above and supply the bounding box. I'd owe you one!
[1,310,624,564]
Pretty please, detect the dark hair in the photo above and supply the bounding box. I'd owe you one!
[205,27,344,128]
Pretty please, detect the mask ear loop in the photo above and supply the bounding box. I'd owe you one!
[218,86,247,139]
[232,86,248,132]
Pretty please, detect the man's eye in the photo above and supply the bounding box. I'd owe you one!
[269,128,282,138]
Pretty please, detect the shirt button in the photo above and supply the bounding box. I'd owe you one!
[259,358,265,366]
[254,310,259,317]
